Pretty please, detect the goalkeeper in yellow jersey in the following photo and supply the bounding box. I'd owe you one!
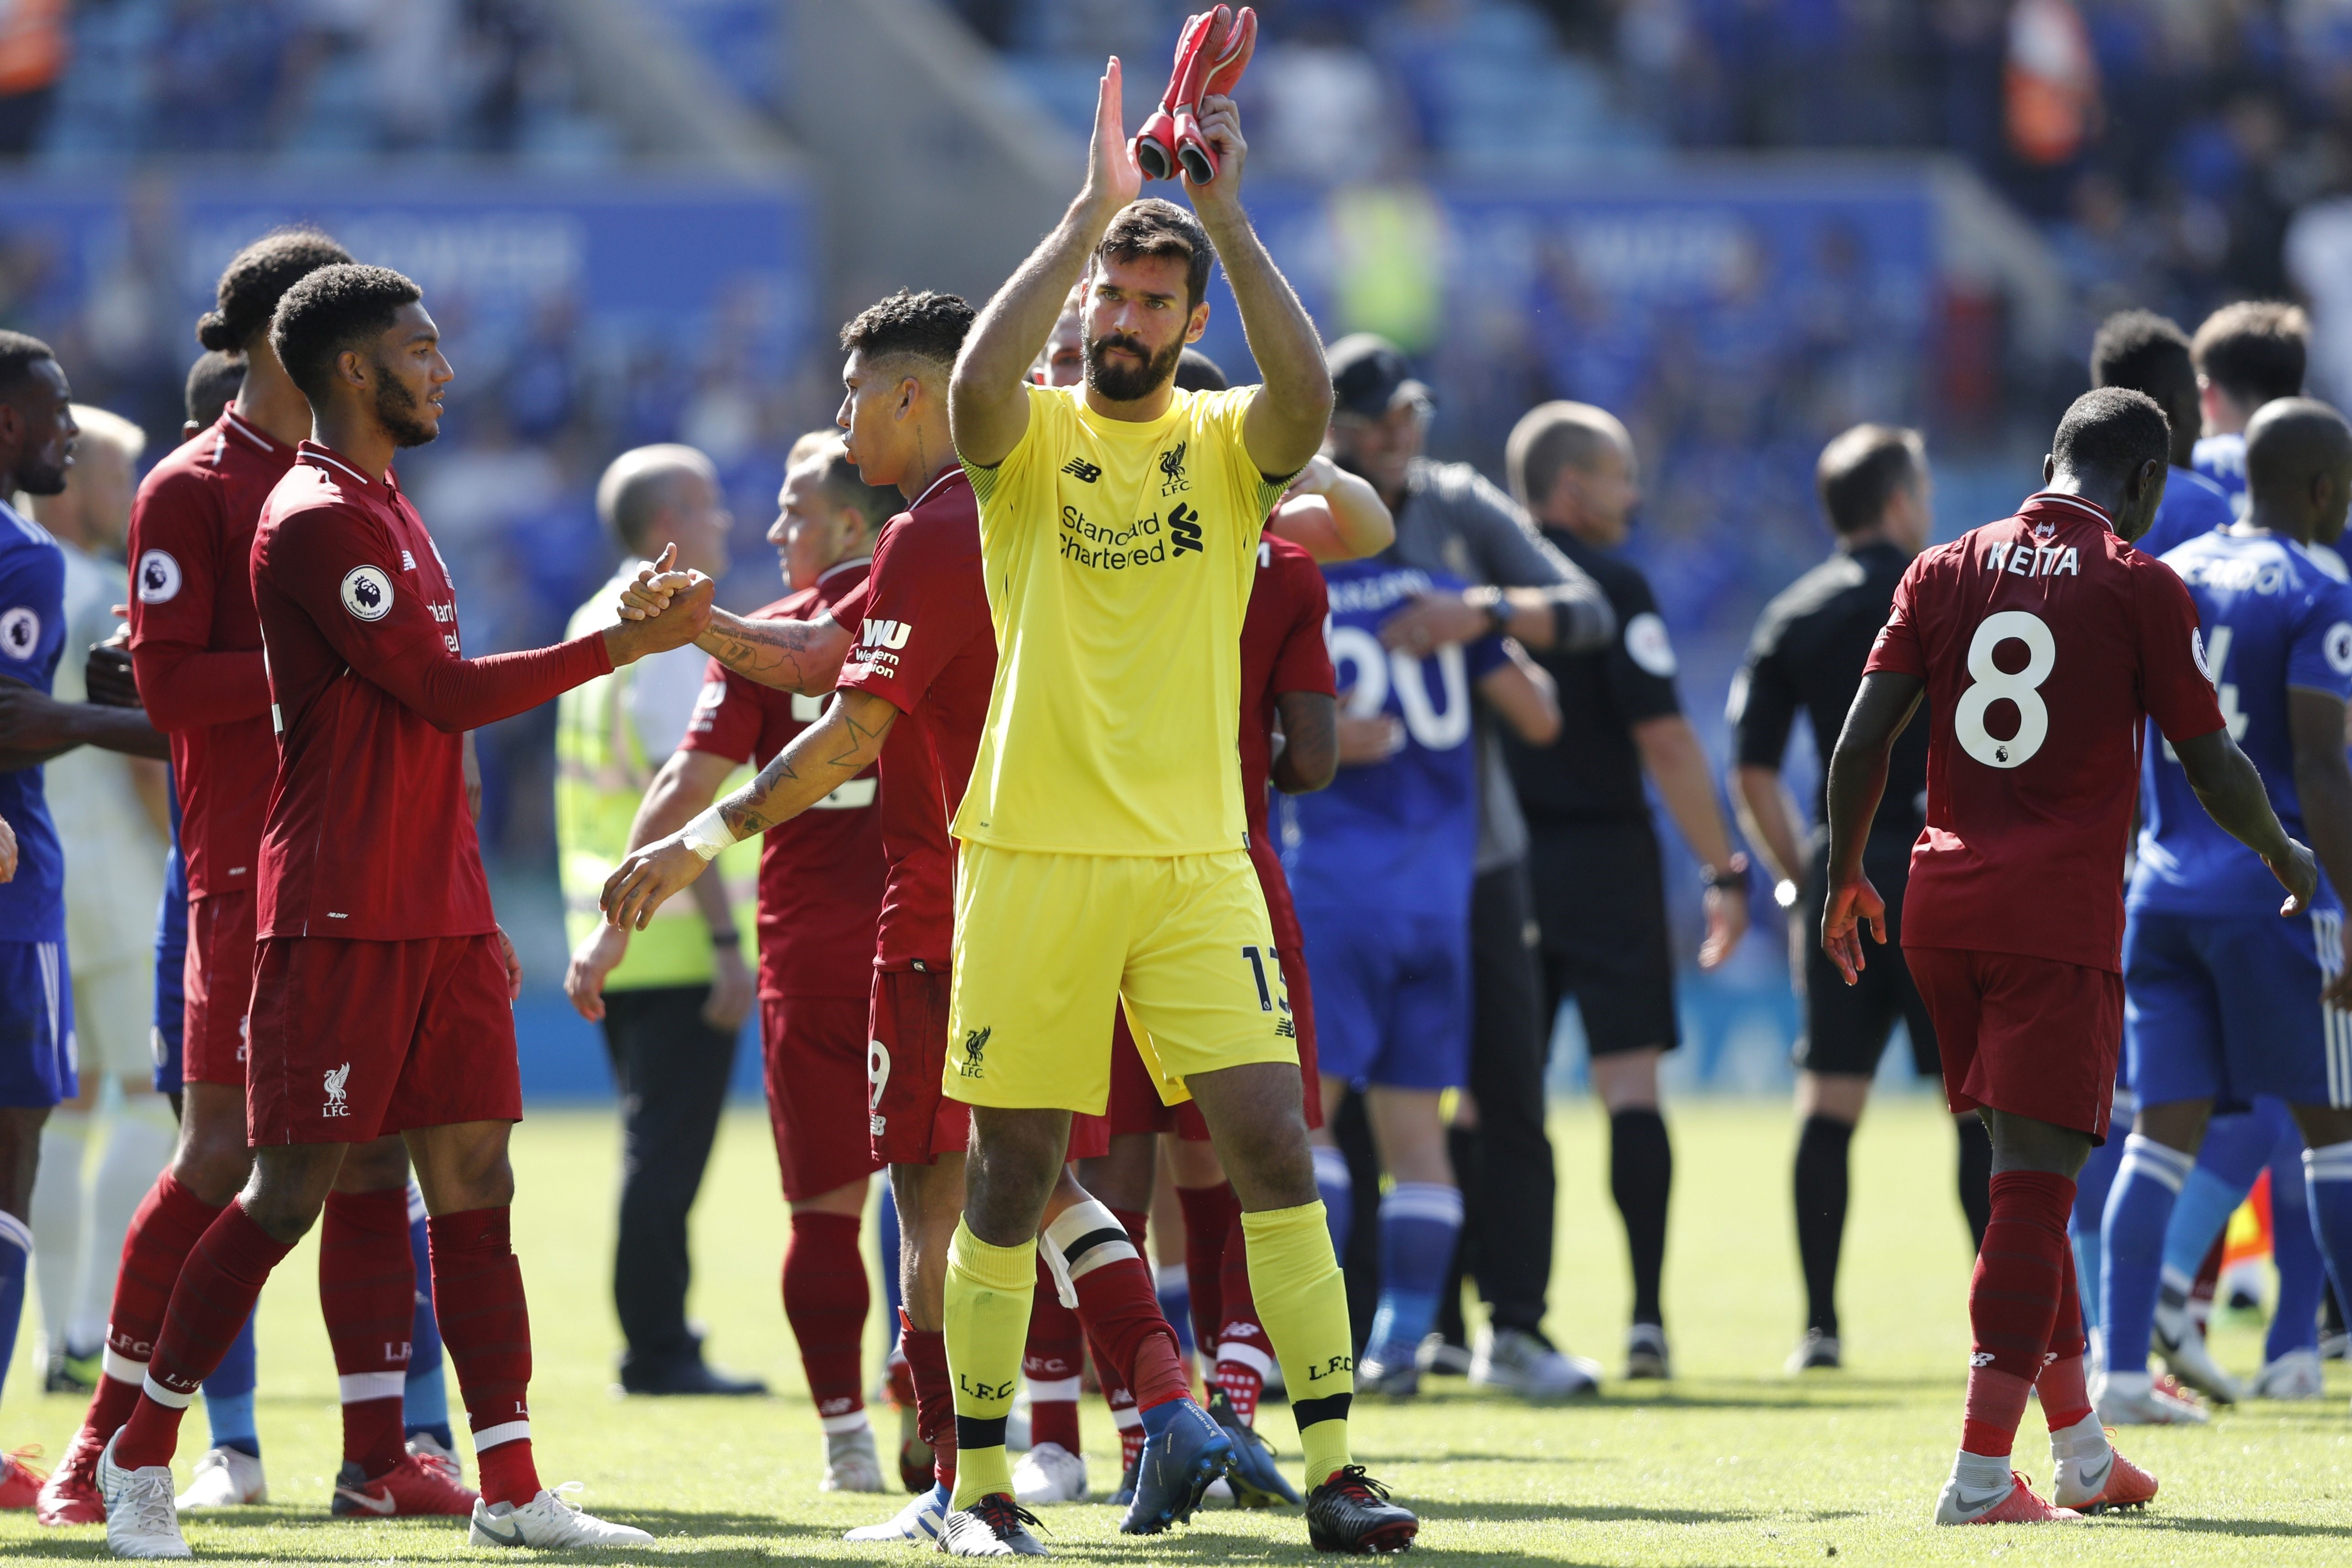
[927,53,1416,1557]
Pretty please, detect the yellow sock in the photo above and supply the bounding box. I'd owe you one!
[1241,1199,1354,1487]
[943,1219,1035,1510]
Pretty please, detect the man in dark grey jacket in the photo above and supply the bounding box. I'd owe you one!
[1322,334,1616,1398]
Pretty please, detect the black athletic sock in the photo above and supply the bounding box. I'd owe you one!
[1435,1125,1479,1347]
[1609,1108,1672,1327]
[1955,1113,1993,1251]
[1793,1115,1854,1338]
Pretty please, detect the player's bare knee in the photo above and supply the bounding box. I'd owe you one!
[334,1133,411,1193]
[1073,1131,1156,1212]
[171,1113,254,1206]
[965,1112,1064,1245]
[239,1146,346,1243]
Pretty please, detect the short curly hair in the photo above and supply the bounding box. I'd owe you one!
[269,264,423,407]
[2052,386,2170,482]
[197,228,353,354]
[2090,309,2196,412]
[839,289,975,375]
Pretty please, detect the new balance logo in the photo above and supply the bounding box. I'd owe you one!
[959,1026,991,1078]
[1062,458,1102,483]
[1168,503,1202,556]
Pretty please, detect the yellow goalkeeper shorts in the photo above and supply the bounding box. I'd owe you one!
[944,843,1300,1115]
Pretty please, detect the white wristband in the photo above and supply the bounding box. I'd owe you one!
[680,805,736,863]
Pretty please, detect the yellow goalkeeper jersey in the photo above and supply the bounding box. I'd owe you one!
[958,380,1288,855]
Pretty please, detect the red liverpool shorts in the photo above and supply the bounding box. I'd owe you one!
[761,993,885,1202]
[867,963,1109,1165]
[1102,942,1324,1143]
[1906,945,2124,1142]
[246,933,522,1146]
[869,963,970,1167]
[183,890,256,1088]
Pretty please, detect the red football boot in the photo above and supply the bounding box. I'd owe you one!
[0,1448,47,1510]
[330,1450,479,1518]
[1135,10,1219,181]
[34,1426,103,1526]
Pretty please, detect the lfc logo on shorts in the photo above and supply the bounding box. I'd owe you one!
[958,1026,991,1079]
[323,1061,352,1118]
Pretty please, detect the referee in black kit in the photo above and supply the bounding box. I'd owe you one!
[1726,423,1992,1374]
[1500,401,1750,1381]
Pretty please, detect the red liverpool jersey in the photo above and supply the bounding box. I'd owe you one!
[1864,491,2226,971]
[1237,532,1336,945]
[833,470,997,970]
[127,409,294,900]
[253,442,609,941]
[682,558,886,998]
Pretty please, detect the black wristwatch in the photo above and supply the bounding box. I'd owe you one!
[1701,853,1751,894]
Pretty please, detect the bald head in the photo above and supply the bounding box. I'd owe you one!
[2245,397,2352,548]
[1507,400,1640,546]
[597,443,718,553]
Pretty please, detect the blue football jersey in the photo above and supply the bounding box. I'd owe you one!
[2193,433,2249,518]
[1282,561,1506,919]
[2135,464,2238,559]
[0,501,66,944]
[2131,527,2352,917]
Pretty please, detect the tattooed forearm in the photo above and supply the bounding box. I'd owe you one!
[696,610,853,695]
[713,690,898,840]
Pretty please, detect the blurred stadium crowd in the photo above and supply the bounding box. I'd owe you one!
[0,0,2342,1074]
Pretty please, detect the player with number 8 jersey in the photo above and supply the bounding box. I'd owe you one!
[1825,388,2313,1529]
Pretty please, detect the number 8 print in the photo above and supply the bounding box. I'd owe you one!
[1953,609,2055,769]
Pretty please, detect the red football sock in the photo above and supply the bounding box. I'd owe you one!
[900,1314,956,1490]
[1073,1205,1189,1415]
[428,1206,539,1507]
[115,1200,294,1471]
[784,1211,869,1430]
[1213,1212,1271,1427]
[1960,1170,2075,1457]
[1023,1254,1084,1454]
[321,1188,415,1478]
[88,1172,225,1440]
[1175,1182,1237,1363]
[2039,1242,2093,1431]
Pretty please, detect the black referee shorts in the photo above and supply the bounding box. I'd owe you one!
[1525,818,1679,1058]
[1794,837,1937,1079]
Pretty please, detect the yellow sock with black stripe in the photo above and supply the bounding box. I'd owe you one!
[943,1219,1035,1510]
[1241,1200,1354,1488]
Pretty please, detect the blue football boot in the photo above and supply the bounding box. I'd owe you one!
[1117,1400,1234,1534]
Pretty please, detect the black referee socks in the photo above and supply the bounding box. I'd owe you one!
[1794,1113,1855,1338]
[1608,1108,1672,1327]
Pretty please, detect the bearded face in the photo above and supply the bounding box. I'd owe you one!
[1083,328,1186,404]
[373,353,440,448]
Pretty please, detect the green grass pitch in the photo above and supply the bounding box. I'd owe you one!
[0,1094,2347,1563]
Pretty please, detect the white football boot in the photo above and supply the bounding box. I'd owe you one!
[468,1484,651,1548]
[1011,1442,1087,1506]
[175,1446,266,1510]
[843,1486,947,1542]
[97,1432,190,1559]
